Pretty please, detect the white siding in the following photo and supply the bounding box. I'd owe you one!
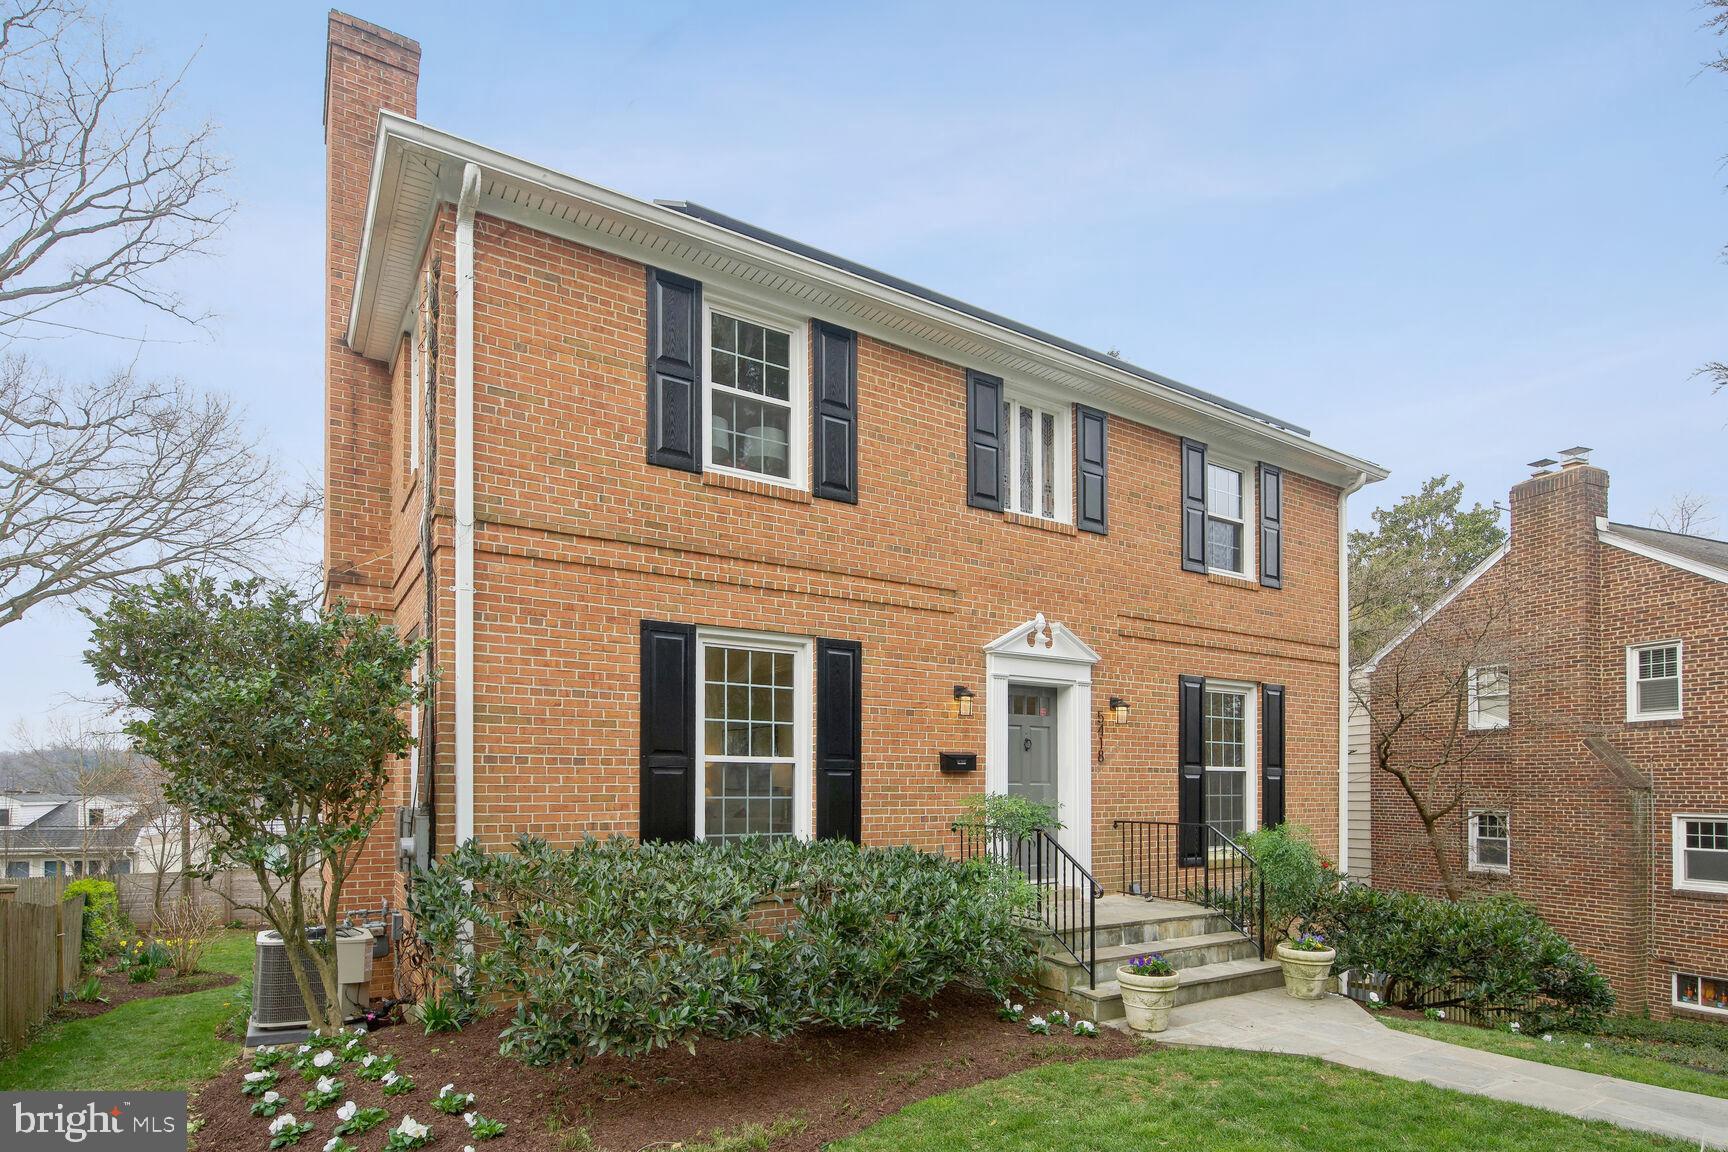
[1346,671,1372,880]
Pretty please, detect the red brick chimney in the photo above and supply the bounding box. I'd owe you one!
[323,12,420,610]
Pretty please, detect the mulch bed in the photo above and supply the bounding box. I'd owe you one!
[192,989,1136,1151]
[52,967,238,1021]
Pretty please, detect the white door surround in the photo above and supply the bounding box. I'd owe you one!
[984,614,1098,871]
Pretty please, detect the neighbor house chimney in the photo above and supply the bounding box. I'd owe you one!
[323,12,420,610]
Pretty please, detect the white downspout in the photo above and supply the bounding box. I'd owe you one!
[455,163,481,850]
[1337,471,1368,870]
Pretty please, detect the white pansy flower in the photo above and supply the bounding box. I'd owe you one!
[465,1147,475,1152]
[395,1116,429,1139]
[269,1114,298,1134]
[315,1076,336,1093]
[324,1140,341,1152]
[298,1044,311,1054]
[1508,1022,1520,1032]
[1367,991,1380,1004]
[313,1050,336,1068]
[1542,1034,1554,1043]
[1435,1010,1446,1020]
[361,1054,377,1067]
[259,1045,276,1053]
[382,1072,399,1086]
[465,1093,475,1103]
[440,1084,455,1095]
[463,1112,476,1127]
[1584,1042,1593,1049]
[1028,1015,1046,1027]
[245,1070,270,1082]
[337,1101,357,1122]
[263,1091,280,1104]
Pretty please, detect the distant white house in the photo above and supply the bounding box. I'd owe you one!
[0,790,147,878]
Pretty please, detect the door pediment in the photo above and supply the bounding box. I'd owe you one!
[984,613,1101,666]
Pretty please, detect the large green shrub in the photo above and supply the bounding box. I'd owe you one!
[410,835,1039,1066]
[1239,824,1335,945]
[1313,885,1614,1030]
[62,878,121,968]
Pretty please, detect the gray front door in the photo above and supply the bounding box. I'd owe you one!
[1008,684,1059,817]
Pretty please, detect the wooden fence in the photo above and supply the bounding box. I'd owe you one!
[114,869,322,929]
[0,878,85,1057]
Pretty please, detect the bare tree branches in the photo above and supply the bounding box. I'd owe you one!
[1650,492,1715,536]
[0,0,230,334]
[0,354,313,628]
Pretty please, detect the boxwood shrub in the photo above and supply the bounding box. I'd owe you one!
[1313,884,1614,1030]
[410,835,1039,1066]
[61,877,122,968]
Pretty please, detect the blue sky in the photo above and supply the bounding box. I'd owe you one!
[3,1,1726,744]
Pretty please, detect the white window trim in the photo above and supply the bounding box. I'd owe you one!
[700,294,810,492]
[1672,970,1728,1016]
[1626,641,1683,723]
[694,627,813,843]
[1468,664,1510,731]
[1203,679,1259,839]
[1671,813,1728,894]
[1000,390,1073,525]
[1204,457,1256,579]
[1467,809,1511,874]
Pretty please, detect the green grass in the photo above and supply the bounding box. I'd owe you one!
[831,1047,1695,1151]
[0,929,253,1092]
[1381,1015,1728,1100]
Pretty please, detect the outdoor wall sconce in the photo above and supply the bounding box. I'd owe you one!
[952,684,975,719]
[1109,696,1131,725]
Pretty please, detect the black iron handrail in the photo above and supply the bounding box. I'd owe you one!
[952,822,1101,989]
[1112,819,1265,960]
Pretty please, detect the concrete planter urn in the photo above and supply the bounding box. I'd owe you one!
[1117,965,1181,1033]
[1275,941,1337,1000]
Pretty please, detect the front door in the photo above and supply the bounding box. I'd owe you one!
[1007,686,1059,874]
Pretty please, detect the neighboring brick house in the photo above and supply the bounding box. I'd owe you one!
[1363,455,1728,1019]
[319,13,1385,988]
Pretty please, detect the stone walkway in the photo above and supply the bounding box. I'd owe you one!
[1147,987,1728,1149]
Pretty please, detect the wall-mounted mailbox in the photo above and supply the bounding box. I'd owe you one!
[939,752,978,774]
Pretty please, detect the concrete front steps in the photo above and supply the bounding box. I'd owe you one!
[1038,894,1281,1023]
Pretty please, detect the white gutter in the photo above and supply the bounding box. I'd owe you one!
[454,162,481,849]
[1338,471,1368,871]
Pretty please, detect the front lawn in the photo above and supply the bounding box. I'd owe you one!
[0,928,252,1092]
[832,1046,1695,1151]
[1379,1013,1728,1100]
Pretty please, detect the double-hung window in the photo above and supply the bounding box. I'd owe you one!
[1468,810,1510,873]
[1673,815,1728,893]
[86,807,104,827]
[997,394,1070,523]
[1202,683,1256,839]
[1627,642,1682,721]
[1468,665,1510,730]
[704,303,806,486]
[1675,971,1728,1015]
[1205,462,1253,576]
[698,631,810,843]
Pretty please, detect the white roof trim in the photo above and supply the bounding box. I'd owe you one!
[984,616,1101,665]
[1597,518,1728,586]
[1360,542,1509,672]
[344,113,1387,488]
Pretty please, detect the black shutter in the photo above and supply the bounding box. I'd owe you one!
[966,369,1004,511]
[1178,674,1205,865]
[1262,683,1286,828]
[639,620,696,842]
[815,639,863,843]
[1075,404,1108,534]
[812,322,859,503]
[645,267,702,472]
[1259,464,1283,589]
[1181,438,1208,572]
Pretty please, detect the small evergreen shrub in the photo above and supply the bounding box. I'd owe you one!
[1313,885,1614,1030]
[410,835,1039,1066]
[1239,824,1335,944]
[62,878,122,967]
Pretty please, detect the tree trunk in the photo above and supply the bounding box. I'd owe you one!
[1421,812,1463,901]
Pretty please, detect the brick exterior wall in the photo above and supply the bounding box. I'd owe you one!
[323,16,1353,993]
[1369,461,1728,1020]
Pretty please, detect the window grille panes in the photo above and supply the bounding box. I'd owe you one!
[1018,405,1033,514]
[1203,687,1248,838]
[709,312,793,480]
[702,645,796,842]
[1000,399,1011,505]
[1471,812,1509,869]
[1205,464,1245,572]
[1636,645,1680,715]
[1472,666,1510,728]
[1684,819,1728,884]
[999,398,1067,523]
[1040,411,1055,519]
[1675,971,1728,1013]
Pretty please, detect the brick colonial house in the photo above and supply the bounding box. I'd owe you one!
[320,13,1385,988]
[1364,456,1728,1018]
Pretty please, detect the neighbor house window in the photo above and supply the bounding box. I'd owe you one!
[1468,665,1510,730]
[1468,810,1510,873]
[1672,816,1728,893]
[1627,642,1682,721]
[997,395,1070,522]
[705,305,805,485]
[87,807,103,827]
[1205,462,1252,575]
[1674,971,1728,1015]
[109,858,131,875]
[4,862,26,879]
[1203,683,1255,839]
[698,632,809,843]
[42,860,60,877]
[0,808,10,826]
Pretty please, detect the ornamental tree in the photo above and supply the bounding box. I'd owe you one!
[84,574,427,1031]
